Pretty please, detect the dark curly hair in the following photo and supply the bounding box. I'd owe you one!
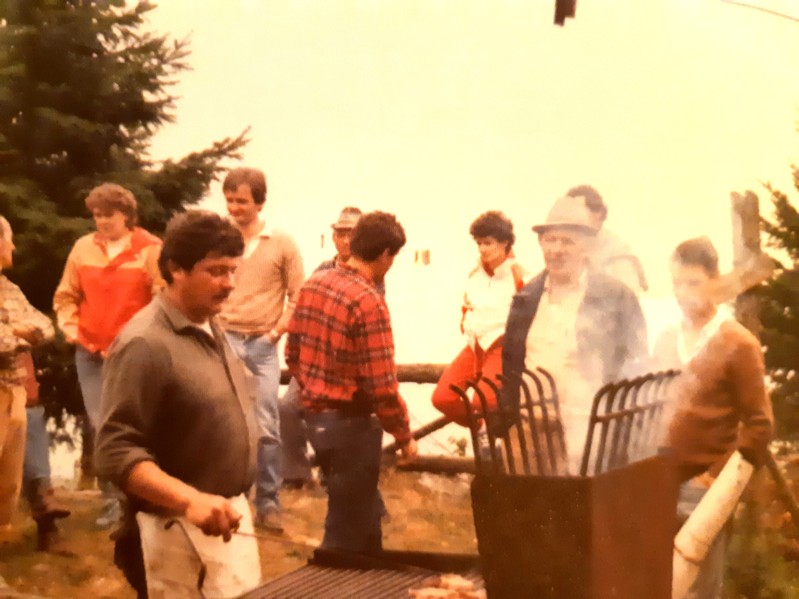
[350,211,406,261]
[159,210,244,284]
[469,211,515,251]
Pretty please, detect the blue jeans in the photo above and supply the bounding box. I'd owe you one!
[224,331,282,513]
[75,346,121,503]
[305,412,384,553]
[279,378,312,482]
[75,346,104,431]
[677,480,730,599]
[23,406,50,495]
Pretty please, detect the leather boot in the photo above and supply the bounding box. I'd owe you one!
[27,479,70,521]
[35,519,73,556]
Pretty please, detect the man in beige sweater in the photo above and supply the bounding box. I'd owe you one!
[654,236,773,599]
[218,167,305,532]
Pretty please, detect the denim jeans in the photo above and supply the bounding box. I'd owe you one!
[75,346,122,507]
[677,479,730,599]
[224,331,282,513]
[75,346,104,431]
[22,406,50,495]
[305,412,384,553]
[278,378,312,482]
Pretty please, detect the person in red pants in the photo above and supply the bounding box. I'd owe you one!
[432,211,527,426]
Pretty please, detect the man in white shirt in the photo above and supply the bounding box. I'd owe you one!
[502,196,648,472]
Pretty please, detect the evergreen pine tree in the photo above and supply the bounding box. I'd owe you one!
[759,146,799,438]
[0,0,248,310]
[0,0,248,421]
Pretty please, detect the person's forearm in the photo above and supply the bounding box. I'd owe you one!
[374,393,412,444]
[125,461,200,515]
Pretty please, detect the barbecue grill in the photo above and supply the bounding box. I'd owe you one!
[462,368,680,599]
[154,369,680,598]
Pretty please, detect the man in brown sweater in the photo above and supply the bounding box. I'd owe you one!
[217,167,305,532]
[654,236,773,599]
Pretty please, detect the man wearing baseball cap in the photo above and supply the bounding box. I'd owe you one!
[318,207,362,271]
[501,195,649,473]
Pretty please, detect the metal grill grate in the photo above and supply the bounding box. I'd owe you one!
[243,549,483,599]
[244,566,484,599]
[580,370,679,476]
[454,368,679,478]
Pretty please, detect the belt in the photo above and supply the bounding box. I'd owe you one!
[303,399,373,418]
[225,330,266,339]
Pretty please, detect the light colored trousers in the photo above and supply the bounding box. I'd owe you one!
[137,494,261,598]
[0,385,27,525]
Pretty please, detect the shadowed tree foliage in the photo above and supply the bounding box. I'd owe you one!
[0,0,248,422]
[759,142,799,439]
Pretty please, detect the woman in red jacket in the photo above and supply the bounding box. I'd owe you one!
[53,183,163,528]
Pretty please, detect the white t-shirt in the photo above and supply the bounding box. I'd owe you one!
[105,234,132,260]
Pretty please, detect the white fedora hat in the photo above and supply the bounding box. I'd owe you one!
[532,195,597,235]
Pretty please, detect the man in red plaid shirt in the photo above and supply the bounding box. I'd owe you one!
[286,211,417,553]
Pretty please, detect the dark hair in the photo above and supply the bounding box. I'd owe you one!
[350,211,406,261]
[85,183,138,228]
[469,211,515,251]
[671,236,720,277]
[159,210,245,284]
[567,185,607,221]
[223,167,267,205]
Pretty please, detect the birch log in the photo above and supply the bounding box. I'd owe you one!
[672,451,754,599]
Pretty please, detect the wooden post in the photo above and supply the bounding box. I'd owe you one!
[731,190,765,335]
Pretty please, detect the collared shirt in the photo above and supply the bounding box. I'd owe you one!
[675,306,732,365]
[0,275,54,386]
[286,265,411,443]
[522,271,600,469]
[218,224,304,336]
[462,258,527,350]
[95,294,257,502]
[503,270,649,427]
[524,271,588,376]
[316,255,386,295]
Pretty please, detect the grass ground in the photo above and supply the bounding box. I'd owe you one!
[0,469,476,598]
[4,464,799,598]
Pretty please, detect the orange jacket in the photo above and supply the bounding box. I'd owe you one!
[53,228,164,353]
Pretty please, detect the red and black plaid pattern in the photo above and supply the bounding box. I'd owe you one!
[286,266,410,443]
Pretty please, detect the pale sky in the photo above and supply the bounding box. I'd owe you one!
[145,0,799,306]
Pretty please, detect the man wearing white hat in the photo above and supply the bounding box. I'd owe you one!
[502,195,649,472]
